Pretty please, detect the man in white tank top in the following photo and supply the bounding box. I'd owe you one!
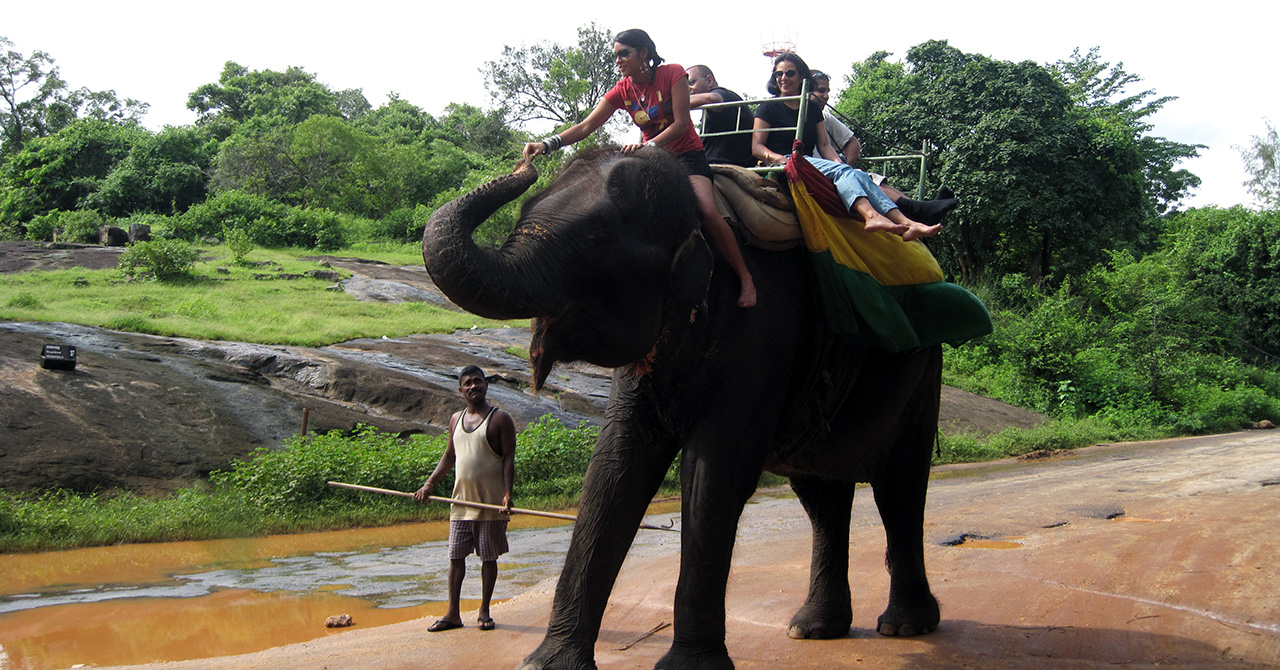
[415,365,516,632]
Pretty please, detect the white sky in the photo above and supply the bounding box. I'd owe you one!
[6,0,1275,208]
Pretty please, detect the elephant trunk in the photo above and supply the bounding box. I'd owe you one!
[422,161,564,320]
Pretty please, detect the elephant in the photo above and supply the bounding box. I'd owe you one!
[422,148,943,670]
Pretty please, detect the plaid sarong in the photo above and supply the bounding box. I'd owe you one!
[448,519,509,560]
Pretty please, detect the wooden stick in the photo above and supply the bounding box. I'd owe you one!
[326,481,675,531]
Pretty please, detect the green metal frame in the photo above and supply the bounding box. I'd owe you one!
[695,80,928,199]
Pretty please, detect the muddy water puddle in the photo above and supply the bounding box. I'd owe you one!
[0,502,681,669]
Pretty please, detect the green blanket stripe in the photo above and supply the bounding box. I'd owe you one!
[808,250,993,351]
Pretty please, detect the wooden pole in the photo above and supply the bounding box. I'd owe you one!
[300,407,310,437]
[326,481,675,531]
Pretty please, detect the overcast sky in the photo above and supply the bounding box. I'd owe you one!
[7,0,1275,208]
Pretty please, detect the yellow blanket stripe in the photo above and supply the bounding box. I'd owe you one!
[790,180,945,286]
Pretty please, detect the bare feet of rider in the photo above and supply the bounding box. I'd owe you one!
[902,220,942,241]
[863,213,910,237]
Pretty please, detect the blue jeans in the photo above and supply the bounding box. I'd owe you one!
[808,157,898,216]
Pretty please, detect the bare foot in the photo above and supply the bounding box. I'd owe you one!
[902,221,941,241]
[863,213,909,236]
[737,280,758,308]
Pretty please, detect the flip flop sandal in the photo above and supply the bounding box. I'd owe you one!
[428,618,463,632]
[478,616,496,631]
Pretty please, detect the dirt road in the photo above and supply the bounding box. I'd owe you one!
[102,430,1280,669]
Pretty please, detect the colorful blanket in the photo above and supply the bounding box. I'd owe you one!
[785,149,992,351]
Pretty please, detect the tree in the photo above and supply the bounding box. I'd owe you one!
[838,41,1197,283]
[1050,48,1202,216]
[1238,120,1279,210]
[89,125,217,216]
[0,35,148,158]
[428,103,520,156]
[187,62,348,137]
[357,94,430,144]
[212,114,482,219]
[481,23,618,130]
[0,118,146,223]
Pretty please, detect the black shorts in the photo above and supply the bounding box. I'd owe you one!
[672,149,714,180]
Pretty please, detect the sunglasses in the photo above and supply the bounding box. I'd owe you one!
[614,48,634,60]
[773,69,798,80]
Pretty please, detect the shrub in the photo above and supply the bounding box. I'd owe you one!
[175,190,285,241]
[59,209,110,243]
[515,416,598,497]
[1166,207,1280,363]
[210,426,446,512]
[223,226,254,264]
[4,291,43,309]
[24,211,60,241]
[365,206,421,243]
[117,239,201,280]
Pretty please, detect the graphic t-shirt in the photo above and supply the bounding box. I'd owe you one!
[604,63,703,156]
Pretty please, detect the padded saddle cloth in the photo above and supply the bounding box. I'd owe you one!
[709,164,801,246]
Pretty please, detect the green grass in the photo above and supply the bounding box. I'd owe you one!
[0,418,614,553]
[1,412,1151,553]
[932,415,1169,466]
[0,245,520,345]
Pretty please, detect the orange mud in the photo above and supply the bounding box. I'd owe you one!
[0,500,682,669]
[0,588,469,670]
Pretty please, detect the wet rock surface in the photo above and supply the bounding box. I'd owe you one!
[0,241,1042,493]
[0,321,608,493]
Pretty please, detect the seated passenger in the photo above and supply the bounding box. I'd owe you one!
[809,70,958,225]
[687,65,756,168]
[752,53,940,242]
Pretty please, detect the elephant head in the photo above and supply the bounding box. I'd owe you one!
[423,149,713,390]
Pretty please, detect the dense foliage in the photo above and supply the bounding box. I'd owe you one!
[838,42,1200,283]
[945,207,1280,434]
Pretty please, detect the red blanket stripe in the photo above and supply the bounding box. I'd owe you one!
[783,142,851,220]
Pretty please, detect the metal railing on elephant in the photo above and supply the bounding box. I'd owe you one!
[694,79,929,200]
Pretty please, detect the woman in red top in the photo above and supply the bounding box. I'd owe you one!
[523,29,757,308]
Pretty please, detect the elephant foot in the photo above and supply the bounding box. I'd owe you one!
[654,644,734,670]
[787,601,852,640]
[516,638,597,670]
[875,596,940,637]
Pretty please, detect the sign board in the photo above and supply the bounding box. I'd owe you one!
[40,344,77,371]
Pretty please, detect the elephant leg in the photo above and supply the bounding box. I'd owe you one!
[518,411,679,670]
[870,463,938,636]
[786,474,855,640]
[869,352,942,637]
[656,429,772,670]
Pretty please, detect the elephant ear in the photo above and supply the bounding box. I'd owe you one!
[665,230,714,324]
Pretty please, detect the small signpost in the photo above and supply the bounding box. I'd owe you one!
[40,344,77,371]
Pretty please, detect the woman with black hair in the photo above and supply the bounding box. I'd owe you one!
[523,28,757,308]
[752,53,940,241]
